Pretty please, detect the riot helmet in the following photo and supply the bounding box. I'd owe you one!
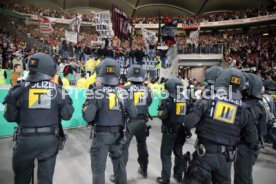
[205,66,223,85]
[26,52,57,82]
[215,68,245,100]
[244,73,263,98]
[126,65,146,83]
[96,58,120,86]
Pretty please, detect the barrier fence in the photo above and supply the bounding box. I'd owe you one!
[0,88,161,137]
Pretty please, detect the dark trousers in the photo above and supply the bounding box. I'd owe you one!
[234,143,260,184]
[184,152,231,184]
[12,134,59,184]
[160,127,186,181]
[90,132,126,184]
[123,120,149,171]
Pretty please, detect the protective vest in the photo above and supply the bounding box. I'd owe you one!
[85,59,96,73]
[0,69,6,85]
[126,84,148,115]
[156,60,161,69]
[76,78,87,89]
[196,99,243,146]
[244,99,267,138]
[62,77,70,87]
[124,82,131,86]
[160,96,187,125]
[95,87,124,126]
[168,96,187,124]
[18,81,60,127]
[86,72,96,88]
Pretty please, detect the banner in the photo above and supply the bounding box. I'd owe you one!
[161,19,178,41]
[141,27,158,48]
[112,5,130,40]
[69,15,82,33]
[65,30,78,43]
[38,15,53,34]
[92,11,114,38]
[186,28,200,47]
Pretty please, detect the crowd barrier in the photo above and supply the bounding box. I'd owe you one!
[0,88,161,137]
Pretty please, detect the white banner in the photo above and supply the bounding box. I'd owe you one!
[92,11,114,38]
[65,30,78,43]
[186,28,200,47]
[141,27,158,48]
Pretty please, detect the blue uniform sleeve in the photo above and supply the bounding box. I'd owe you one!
[82,95,99,123]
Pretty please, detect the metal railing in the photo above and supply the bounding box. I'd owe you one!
[177,43,226,54]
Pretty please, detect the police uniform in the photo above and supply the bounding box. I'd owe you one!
[82,59,137,184]
[3,53,74,184]
[182,68,258,184]
[234,73,268,184]
[157,77,190,184]
[122,65,152,178]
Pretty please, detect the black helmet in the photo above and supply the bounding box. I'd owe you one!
[205,66,223,85]
[126,65,146,82]
[165,77,184,93]
[244,73,263,99]
[96,58,120,86]
[215,68,245,100]
[26,52,57,82]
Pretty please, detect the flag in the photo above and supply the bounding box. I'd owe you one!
[69,15,82,33]
[112,5,130,40]
[141,27,158,48]
[38,15,53,34]
[186,28,200,47]
[161,19,178,46]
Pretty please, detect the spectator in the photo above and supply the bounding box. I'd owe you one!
[12,56,23,68]
[10,64,22,86]
[135,47,145,65]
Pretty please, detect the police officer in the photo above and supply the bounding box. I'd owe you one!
[182,68,258,184]
[157,77,190,184]
[3,52,74,184]
[82,59,137,184]
[234,73,268,184]
[263,80,276,150]
[122,65,152,178]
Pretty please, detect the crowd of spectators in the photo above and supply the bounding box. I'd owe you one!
[2,1,276,26]
[0,1,275,83]
[4,3,93,22]
[131,5,276,25]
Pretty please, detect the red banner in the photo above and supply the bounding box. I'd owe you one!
[112,5,130,40]
[38,15,53,34]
